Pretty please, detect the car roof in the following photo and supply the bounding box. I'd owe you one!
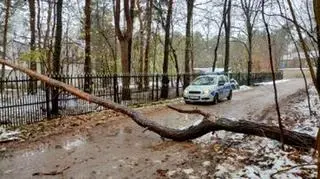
[197,74,225,78]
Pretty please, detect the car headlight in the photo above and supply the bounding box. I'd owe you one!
[184,89,189,96]
[203,89,210,95]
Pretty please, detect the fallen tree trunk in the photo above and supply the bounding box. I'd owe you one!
[0,59,316,149]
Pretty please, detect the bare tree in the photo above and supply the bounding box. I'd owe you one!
[28,0,37,94]
[160,0,173,99]
[262,0,284,149]
[45,0,54,74]
[0,0,10,92]
[183,0,195,89]
[240,0,260,85]
[224,0,232,74]
[84,0,92,93]
[113,0,135,100]
[144,0,153,89]
[212,0,228,72]
[51,0,63,115]
[137,0,144,90]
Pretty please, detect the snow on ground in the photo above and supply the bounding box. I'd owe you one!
[255,79,290,86]
[188,85,319,178]
[234,85,252,93]
[292,86,320,136]
[0,127,20,142]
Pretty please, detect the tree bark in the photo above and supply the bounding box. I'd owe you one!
[113,0,135,100]
[160,0,173,99]
[0,58,317,149]
[28,0,37,94]
[184,0,194,89]
[51,0,63,115]
[84,0,92,93]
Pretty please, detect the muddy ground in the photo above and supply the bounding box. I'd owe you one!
[0,78,317,179]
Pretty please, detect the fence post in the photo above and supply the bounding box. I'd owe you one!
[176,74,180,97]
[151,74,154,100]
[113,74,118,103]
[156,74,159,100]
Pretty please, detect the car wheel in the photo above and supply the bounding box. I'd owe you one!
[185,100,191,104]
[213,94,218,104]
[227,90,232,100]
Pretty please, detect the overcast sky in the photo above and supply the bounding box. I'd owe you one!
[5,0,314,46]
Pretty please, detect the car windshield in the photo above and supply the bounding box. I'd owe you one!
[191,76,217,85]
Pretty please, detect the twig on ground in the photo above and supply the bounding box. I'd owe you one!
[32,166,70,176]
[270,163,316,178]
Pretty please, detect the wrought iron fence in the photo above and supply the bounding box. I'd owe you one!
[0,72,282,127]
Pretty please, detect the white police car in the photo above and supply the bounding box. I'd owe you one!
[183,74,232,104]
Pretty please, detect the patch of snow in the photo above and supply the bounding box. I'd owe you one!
[214,137,315,179]
[202,161,211,167]
[291,86,320,136]
[255,79,290,86]
[63,137,86,150]
[234,85,252,93]
[167,170,177,177]
[0,127,20,142]
[183,168,194,175]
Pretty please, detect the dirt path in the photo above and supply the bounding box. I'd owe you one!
[0,78,308,179]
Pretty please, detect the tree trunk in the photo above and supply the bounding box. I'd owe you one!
[137,0,144,90]
[170,22,179,96]
[262,0,284,149]
[212,0,227,72]
[51,0,63,115]
[224,0,231,74]
[0,0,10,93]
[144,0,152,90]
[160,0,173,99]
[28,0,37,94]
[184,0,194,89]
[46,0,54,74]
[119,40,131,100]
[247,26,253,85]
[0,58,318,150]
[84,0,92,93]
[313,0,320,90]
[113,0,134,100]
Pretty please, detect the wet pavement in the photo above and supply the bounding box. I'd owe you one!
[0,78,307,179]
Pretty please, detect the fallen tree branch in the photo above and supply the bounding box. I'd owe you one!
[0,59,316,149]
[167,105,315,148]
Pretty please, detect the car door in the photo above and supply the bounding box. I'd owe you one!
[217,76,225,99]
[222,76,231,97]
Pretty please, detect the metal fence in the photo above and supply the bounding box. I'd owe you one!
[0,72,282,127]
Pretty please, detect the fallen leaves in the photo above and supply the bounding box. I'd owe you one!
[11,110,123,142]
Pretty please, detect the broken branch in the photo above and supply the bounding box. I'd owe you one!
[0,59,316,149]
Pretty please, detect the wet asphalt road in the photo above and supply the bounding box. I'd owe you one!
[0,78,307,179]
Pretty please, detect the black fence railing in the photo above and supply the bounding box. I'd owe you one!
[0,72,282,127]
